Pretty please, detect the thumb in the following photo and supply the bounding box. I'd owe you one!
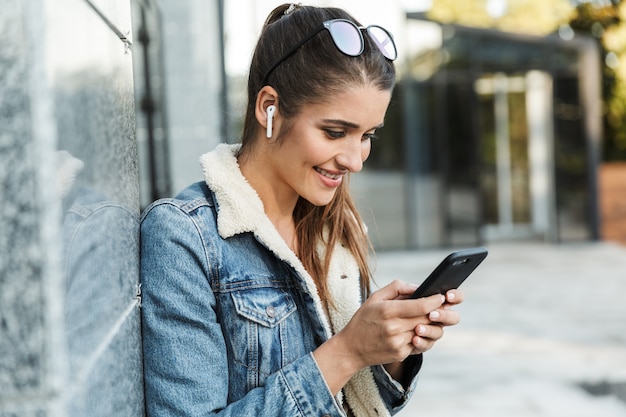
[371,280,419,301]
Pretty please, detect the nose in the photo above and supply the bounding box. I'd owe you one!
[335,136,369,173]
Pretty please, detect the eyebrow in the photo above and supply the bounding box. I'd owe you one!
[322,119,385,130]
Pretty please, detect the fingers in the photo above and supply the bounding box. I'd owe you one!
[388,293,446,319]
[370,280,422,301]
[428,308,460,326]
[411,324,442,353]
[360,282,464,359]
[409,295,461,354]
[444,289,464,306]
[411,335,435,353]
[416,323,443,341]
[371,281,465,306]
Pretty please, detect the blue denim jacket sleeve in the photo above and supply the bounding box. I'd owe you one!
[372,355,422,414]
[140,202,346,417]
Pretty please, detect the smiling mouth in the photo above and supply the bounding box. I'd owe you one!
[315,167,342,180]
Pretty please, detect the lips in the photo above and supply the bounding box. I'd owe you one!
[315,167,342,180]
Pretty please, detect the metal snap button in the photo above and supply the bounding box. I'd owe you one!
[266,305,276,318]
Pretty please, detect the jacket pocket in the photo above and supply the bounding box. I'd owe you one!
[225,286,302,389]
[231,287,296,328]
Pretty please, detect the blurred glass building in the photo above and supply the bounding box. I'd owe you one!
[354,14,602,249]
[133,2,604,251]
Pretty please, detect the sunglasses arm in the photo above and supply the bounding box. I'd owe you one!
[261,25,325,86]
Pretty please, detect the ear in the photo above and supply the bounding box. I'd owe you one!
[255,86,279,136]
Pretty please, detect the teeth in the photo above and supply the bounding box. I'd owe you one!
[316,167,341,180]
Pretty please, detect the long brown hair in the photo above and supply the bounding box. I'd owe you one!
[238,4,396,304]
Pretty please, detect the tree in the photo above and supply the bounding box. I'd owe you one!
[427,0,626,161]
[570,2,626,160]
[427,0,574,35]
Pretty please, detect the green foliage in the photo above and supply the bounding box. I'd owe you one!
[428,0,574,35]
[427,0,626,161]
[571,2,626,160]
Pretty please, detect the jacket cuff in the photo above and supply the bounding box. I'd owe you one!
[280,353,345,417]
[372,354,423,412]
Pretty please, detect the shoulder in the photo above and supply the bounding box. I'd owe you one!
[139,182,221,246]
[141,182,215,220]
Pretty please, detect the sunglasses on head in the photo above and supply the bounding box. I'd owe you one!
[262,18,397,86]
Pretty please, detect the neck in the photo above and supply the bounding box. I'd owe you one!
[238,146,299,252]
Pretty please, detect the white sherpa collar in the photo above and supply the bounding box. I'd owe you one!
[199,143,269,239]
[199,143,390,417]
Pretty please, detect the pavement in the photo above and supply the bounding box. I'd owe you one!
[373,241,626,417]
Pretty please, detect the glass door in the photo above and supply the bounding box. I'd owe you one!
[475,71,555,241]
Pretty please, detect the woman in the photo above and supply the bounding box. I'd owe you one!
[140,4,463,416]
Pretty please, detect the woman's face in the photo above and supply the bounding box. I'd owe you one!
[268,85,392,207]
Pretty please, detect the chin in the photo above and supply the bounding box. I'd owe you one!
[304,193,336,207]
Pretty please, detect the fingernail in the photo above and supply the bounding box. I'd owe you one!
[417,325,426,335]
[429,311,440,320]
[447,292,455,301]
[440,295,446,304]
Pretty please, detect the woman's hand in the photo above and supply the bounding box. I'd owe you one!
[313,280,464,394]
[411,288,463,353]
[382,286,463,383]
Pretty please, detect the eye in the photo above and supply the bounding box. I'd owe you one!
[324,129,346,139]
[363,132,379,142]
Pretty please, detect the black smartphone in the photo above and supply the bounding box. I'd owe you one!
[409,247,488,299]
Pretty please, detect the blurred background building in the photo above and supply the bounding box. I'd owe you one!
[1,0,625,415]
[138,0,626,250]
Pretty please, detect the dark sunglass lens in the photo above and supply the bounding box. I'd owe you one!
[329,20,363,56]
[367,26,397,60]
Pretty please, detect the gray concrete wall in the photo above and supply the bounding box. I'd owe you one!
[0,0,143,415]
[156,0,225,196]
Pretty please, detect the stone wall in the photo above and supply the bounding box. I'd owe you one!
[0,0,143,415]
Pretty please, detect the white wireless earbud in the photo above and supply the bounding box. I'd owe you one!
[266,105,276,138]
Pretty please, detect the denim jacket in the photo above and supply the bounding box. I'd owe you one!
[140,144,421,417]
